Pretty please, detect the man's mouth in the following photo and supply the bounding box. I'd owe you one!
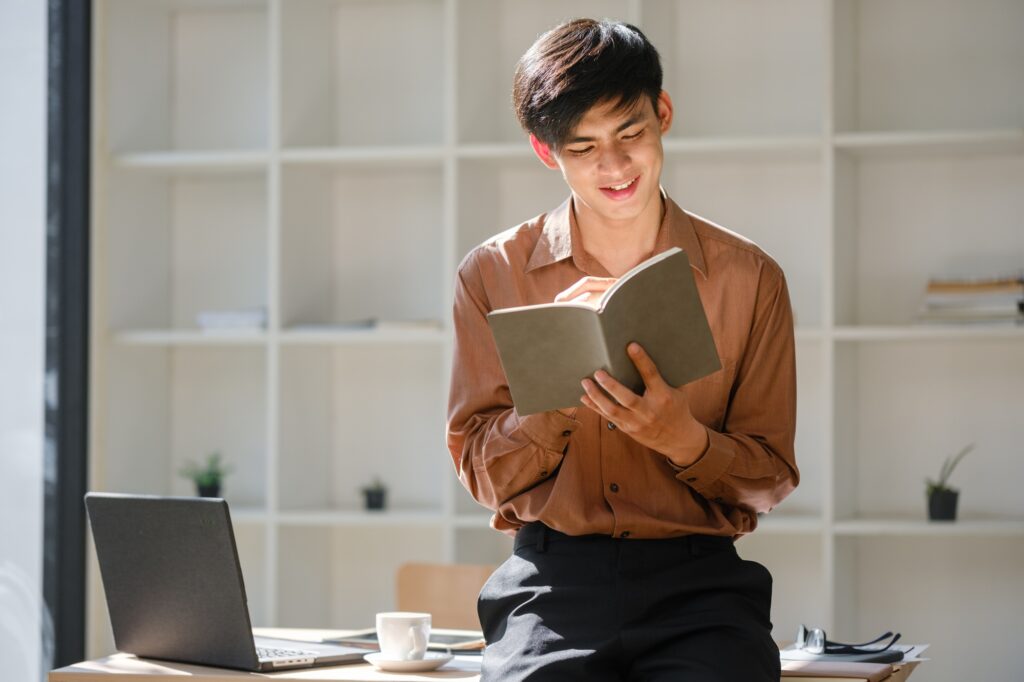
[604,177,637,190]
[599,175,640,200]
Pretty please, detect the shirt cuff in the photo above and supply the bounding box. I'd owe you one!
[517,410,580,453]
[669,427,735,498]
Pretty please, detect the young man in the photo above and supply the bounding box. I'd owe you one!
[447,19,798,681]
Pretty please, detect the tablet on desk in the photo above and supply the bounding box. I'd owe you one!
[324,628,486,654]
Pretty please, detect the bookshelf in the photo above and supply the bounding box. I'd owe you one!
[90,1,1024,680]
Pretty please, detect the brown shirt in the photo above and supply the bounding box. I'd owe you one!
[447,192,798,539]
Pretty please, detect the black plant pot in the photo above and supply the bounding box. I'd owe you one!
[197,482,221,498]
[363,489,387,511]
[928,488,959,521]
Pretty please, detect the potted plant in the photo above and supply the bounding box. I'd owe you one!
[925,443,974,521]
[179,451,232,498]
[360,477,387,511]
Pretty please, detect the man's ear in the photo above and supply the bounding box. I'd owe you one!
[529,134,560,170]
[656,91,674,135]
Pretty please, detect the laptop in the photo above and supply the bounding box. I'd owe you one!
[84,492,371,671]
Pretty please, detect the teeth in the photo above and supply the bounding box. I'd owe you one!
[607,178,635,191]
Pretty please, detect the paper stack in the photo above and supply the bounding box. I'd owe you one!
[917,274,1024,323]
[196,306,267,331]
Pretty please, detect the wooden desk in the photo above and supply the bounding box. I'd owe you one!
[50,629,920,682]
[49,629,480,682]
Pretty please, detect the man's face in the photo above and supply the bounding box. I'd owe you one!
[533,91,673,227]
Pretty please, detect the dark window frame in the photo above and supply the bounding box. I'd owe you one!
[43,0,91,670]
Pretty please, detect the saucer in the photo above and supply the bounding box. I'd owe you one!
[363,651,455,672]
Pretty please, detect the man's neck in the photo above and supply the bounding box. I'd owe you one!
[572,192,665,277]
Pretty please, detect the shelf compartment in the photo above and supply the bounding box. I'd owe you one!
[456,0,629,145]
[279,327,447,346]
[661,155,826,328]
[456,157,572,262]
[113,150,270,174]
[752,514,824,535]
[832,341,1024,521]
[833,517,1024,536]
[277,525,445,628]
[453,527,514,566]
[280,0,444,148]
[641,0,825,138]
[833,129,1024,158]
[833,325,1024,342]
[102,0,269,153]
[454,480,494,519]
[112,329,268,346]
[279,164,444,327]
[832,536,1024,681]
[98,345,268,508]
[276,509,445,527]
[234,524,269,627]
[833,0,1024,134]
[277,345,447,513]
[734,533,826,645]
[832,152,1024,326]
[280,146,445,167]
[662,135,823,160]
[781,341,827,518]
[103,169,268,331]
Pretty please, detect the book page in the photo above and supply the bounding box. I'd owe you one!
[600,248,721,391]
[487,305,607,415]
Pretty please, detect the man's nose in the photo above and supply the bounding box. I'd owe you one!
[597,143,631,175]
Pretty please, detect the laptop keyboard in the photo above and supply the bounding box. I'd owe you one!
[256,646,317,662]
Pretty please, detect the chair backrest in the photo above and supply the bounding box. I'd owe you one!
[395,562,496,631]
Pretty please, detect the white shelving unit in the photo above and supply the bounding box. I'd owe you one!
[89,1,1024,679]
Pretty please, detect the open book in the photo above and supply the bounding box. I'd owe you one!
[487,247,721,416]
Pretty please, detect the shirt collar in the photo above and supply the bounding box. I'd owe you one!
[524,189,708,279]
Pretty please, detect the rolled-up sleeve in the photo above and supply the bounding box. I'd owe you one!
[667,263,799,513]
[446,256,580,510]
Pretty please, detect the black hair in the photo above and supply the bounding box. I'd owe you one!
[512,18,663,150]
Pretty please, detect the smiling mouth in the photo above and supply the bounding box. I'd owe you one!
[603,176,638,191]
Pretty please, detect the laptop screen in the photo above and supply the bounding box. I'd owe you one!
[85,493,260,670]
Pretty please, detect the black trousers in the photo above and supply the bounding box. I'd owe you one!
[477,523,780,682]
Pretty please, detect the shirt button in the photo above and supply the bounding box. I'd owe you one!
[607,422,616,430]
[609,483,619,493]
[561,430,572,437]
[686,477,698,483]
[620,530,630,538]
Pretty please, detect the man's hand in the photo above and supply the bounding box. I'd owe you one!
[579,342,708,465]
[555,276,618,308]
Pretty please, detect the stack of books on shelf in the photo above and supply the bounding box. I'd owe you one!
[917,273,1024,324]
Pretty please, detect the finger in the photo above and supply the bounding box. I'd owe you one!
[554,277,617,302]
[554,277,592,302]
[570,291,600,307]
[627,342,669,391]
[592,369,641,410]
[581,377,627,423]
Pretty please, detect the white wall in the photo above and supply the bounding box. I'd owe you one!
[0,0,49,680]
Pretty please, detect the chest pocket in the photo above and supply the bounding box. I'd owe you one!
[684,358,736,432]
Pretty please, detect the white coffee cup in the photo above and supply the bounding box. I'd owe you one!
[376,611,431,661]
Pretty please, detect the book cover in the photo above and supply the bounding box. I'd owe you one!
[486,247,721,416]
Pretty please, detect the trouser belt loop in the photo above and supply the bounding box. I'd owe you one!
[535,524,548,553]
[688,535,699,557]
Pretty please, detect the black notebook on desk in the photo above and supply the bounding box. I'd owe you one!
[85,493,369,671]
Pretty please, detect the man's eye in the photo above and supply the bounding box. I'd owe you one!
[623,129,645,141]
[568,147,593,156]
